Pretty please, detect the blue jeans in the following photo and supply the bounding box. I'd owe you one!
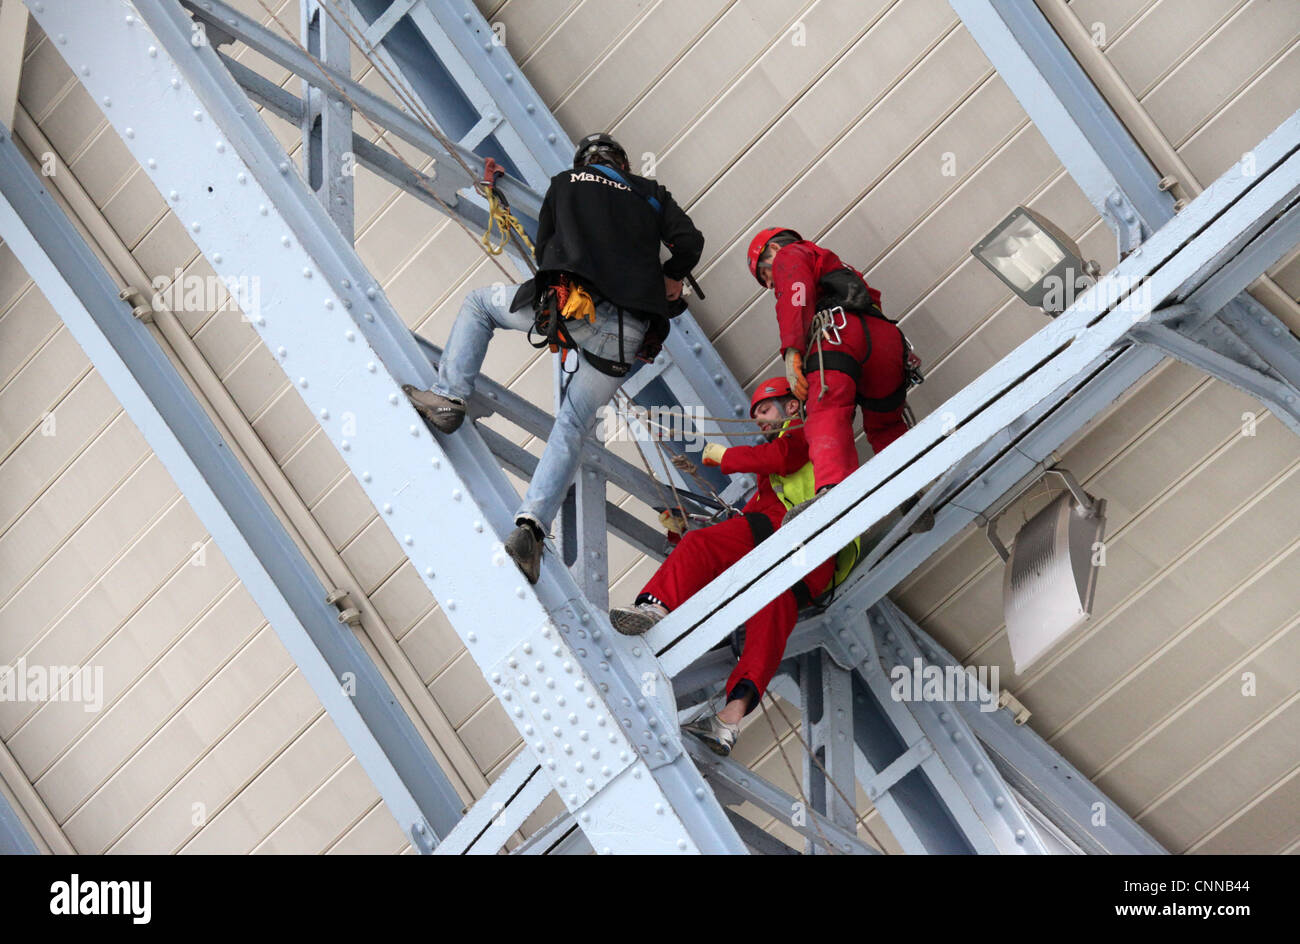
[432,285,645,531]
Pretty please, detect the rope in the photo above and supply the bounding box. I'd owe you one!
[756,697,839,855]
[482,185,536,262]
[762,691,885,851]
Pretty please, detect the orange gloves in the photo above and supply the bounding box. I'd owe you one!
[784,348,808,400]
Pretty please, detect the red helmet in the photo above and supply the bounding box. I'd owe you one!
[750,376,794,416]
[746,227,802,284]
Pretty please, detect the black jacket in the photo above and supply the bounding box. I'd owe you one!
[511,165,704,326]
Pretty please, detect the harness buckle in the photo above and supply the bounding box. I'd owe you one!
[811,306,846,346]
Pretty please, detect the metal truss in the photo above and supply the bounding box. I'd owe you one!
[25,0,1298,855]
[952,0,1300,428]
[28,0,747,854]
[0,125,466,852]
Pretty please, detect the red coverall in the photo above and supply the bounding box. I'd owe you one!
[771,240,909,491]
[638,428,836,712]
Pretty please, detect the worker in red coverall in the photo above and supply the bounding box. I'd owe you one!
[607,378,836,756]
[746,227,916,524]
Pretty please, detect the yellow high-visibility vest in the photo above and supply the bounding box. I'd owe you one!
[768,420,861,589]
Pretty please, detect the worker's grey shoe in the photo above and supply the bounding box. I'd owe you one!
[505,520,544,585]
[403,384,466,433]
[781,486,832,527]
[609,602,667,636]
[683,712,740,757]
[899,493,935,534]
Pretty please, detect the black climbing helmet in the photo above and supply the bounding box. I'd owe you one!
[573,132,629,171]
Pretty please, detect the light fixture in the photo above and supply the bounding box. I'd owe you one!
[971,206,1100,315]
[985,467,1107,674]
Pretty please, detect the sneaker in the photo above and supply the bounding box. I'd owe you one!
[683,712,740,756]
[403,385,466,433]
[899,493,935,534]
[505,520,544,584]
[781,485,832,527]
[609,602,667,636]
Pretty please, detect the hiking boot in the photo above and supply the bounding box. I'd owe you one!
[403,385,466,433]
[504,519,544,584]
[899,493,935,534]
[683,712,740,757]
[781,485,833,527]
[609,601,667,636]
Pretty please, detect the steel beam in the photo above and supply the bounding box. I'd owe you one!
[645,111,1300,678]
[852,606,1051,853]
[0,124,465,851]
[300,0,355,242]
[896,601,1167,854]
[799,651,858,852]
[40,0,743,853]
[1130,323,1300,435]
[179,0,541,221]
[434,752,549,855]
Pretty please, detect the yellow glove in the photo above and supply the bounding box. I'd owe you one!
[784,348,808,400]
[701,442,727,467]
[658,508,688,535]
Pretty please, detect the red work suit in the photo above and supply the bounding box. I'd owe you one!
[638,427,836,711]
[770,240,909,490]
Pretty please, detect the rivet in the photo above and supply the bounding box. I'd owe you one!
[567,794,578,805]
[452,489,462,501]
[81,66,90,76]
[320,409,330,420]
[654,804,664,815]
[515,588,526,598]
[148,45,157,56]
[281,235,290,246]
[215,142,225,153]
[303,268,312,278]
[410,425,419,436]
[190,222,201,233]
[102,97,111,107]
[276,346,287,358]
[170,77,180,88]
[447,600,456,611]
[297,377,308,388]
[424,567,434,578]
[367,362,376,372]
[193,110,202,121]
[279,162,289,174]
[403,535,413,546]
[147,159,157,169]
[213,253,222,264]
[324,299,333,309]
[237,172,246,184]
[677,840,688,851]
[512,707,523,717]
[125,128,134,139]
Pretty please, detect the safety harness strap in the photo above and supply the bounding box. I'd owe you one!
[802,348,909,413]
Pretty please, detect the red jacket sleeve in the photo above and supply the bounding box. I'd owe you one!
[720,429,809,478]
[772,242,820,353]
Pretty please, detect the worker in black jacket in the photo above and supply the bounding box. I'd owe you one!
[405,133,704,583]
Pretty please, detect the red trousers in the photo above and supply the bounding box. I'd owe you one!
[804,314,909,491]
[640,516,835,709]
